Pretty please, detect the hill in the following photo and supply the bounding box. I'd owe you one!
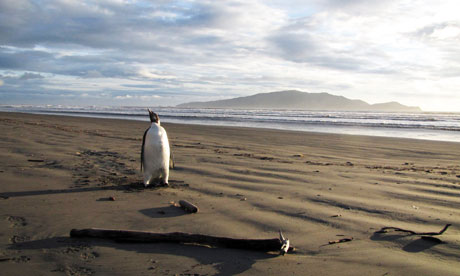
[177,90,422,112]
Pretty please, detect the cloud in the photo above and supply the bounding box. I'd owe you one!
[137,68,177,80]
[267,12,392,74]
[19,72,44,80]
[115,94,161,100]
[0,0,460,111]
[268,30,372,72]
[415,22,460,40]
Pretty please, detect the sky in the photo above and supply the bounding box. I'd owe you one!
[1,0,460,111]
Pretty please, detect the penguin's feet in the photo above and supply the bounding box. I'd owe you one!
[152,180,168,187]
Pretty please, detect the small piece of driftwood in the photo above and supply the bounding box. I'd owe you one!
[376,224,451,236]
[328,237,353,245]
[70,228,292,253]
[179,200,199,213]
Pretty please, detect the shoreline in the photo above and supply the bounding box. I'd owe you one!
[1,108,459,143]
[1,111,459,275]
[2,111,460,145]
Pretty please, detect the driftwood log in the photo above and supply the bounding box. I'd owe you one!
[70,228,291,253]
[178,200,199,213]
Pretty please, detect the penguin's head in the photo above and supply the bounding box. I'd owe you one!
[148,109,160,124]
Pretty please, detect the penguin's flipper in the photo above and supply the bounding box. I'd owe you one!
[141,127,149,172]
[169,150,175,169]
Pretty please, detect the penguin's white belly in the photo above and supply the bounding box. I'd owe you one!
[143,125,170,186]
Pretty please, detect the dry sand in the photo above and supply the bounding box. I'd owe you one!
[1,111,459,275]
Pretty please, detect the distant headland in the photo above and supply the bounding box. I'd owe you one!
[177,90,422,112]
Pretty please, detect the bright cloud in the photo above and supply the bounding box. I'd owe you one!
[115,94,161,100]
[0,0,460,111]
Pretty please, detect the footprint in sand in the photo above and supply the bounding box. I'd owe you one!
[9,235,30,244]
[0,256,31,263]
[53,266,94,276]
[62,242,100,262]
[11,255,31,263]
[6,216,27,227]
[80,251,100,261]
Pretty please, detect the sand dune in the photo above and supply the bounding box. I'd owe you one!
[1,112,459,275]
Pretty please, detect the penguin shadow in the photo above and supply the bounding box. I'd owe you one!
[12,236,278,275]
[139,206,187,218]
[370,231,444,253]
[0,186,118,198]
[0,178,189,199]
[0,181,164,199]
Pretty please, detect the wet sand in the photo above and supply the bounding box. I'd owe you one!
[1,111,459,275]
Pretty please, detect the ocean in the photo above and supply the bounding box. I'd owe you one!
[1,105,460,143]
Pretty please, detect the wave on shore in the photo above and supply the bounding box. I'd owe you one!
[1,105,459,142]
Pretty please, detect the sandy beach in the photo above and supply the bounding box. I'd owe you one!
[1,111,459,275]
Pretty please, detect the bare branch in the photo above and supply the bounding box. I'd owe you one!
[376,224,451,236]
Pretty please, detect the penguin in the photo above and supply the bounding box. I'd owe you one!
[141,109,170,187]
